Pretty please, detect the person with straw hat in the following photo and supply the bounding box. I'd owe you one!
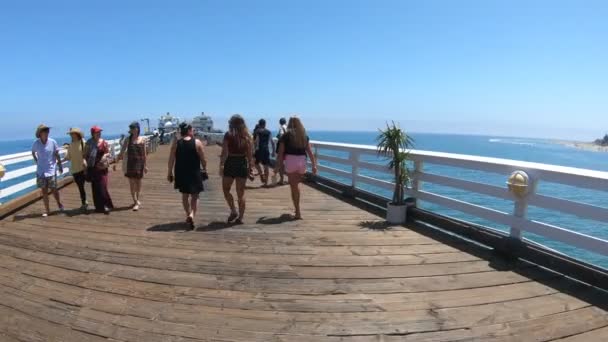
[65,127,88,211]
[32,124,64,217]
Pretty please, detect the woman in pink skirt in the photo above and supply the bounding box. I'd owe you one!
[274,116,317,219]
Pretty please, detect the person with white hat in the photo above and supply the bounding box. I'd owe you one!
[65,127,88,211]
[32,124,64,217]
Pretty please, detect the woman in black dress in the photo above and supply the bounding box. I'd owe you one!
[167,123,207,228]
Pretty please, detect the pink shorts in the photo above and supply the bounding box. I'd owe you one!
[284,155,307,174]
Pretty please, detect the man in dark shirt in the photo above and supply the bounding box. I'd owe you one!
[253,119,275,186]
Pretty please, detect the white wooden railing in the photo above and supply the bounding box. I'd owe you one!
[0,135,164,204]
[310,140,608,259]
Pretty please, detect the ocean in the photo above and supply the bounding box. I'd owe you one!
[0,133,123,203]
[308,132,608,269]
[1,131,607,269]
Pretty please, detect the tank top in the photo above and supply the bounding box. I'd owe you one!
[175,138,200,175]
[281,133,310,156]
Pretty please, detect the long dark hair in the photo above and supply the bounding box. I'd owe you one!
[229,114,250,148]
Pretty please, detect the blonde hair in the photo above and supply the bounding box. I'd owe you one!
[287,116,307,149]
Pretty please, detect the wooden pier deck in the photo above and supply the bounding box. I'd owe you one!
[0,145,607,341]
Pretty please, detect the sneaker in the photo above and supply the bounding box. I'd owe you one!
[58,205,65,212]
[80,203,89,211]
[133,204,140,211]
[42,213,48,218]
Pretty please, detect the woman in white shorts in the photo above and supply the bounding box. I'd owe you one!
[275,116,317,219]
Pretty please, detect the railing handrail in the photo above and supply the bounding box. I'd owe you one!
[0,135,162,203]
[310,140,608,262]
[311,141,608,191]
[0,151,32,163]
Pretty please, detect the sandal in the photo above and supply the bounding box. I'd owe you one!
[186,216,194,229]
[227,212,238,223]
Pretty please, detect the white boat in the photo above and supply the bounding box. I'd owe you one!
[191,112,224,144]
[191,112,222,134]
[158,113,181,132]
[158,112,181,144]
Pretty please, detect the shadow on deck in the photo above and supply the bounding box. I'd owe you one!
[0,145,607,341]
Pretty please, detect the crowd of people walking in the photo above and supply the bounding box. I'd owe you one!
[31,115,317,227]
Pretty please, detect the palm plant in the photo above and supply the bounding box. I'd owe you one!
[376,121,414,205]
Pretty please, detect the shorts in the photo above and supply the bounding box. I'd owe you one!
[223,156,249,178]
[255,149,271,166]
[37,175,58,189]
[284,155,307,174]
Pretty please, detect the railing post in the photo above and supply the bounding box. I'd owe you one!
[310,145,319,183]
[350,151,360,190]
[0,162,5,204]
[410,160,423,206]
[412,161,423,192]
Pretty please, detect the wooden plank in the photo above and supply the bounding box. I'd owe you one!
[554,326,608,341]
[0,144,605,341]
[0,243,540,294]
[411,207,608,290]
[0,265,566,314]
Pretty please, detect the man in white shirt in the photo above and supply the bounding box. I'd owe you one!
[32,124,64,216]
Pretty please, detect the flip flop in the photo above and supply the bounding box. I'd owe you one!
[186,216,194,229]
[227,212,238,223]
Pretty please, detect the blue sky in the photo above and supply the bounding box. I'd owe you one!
[1,0,607,140]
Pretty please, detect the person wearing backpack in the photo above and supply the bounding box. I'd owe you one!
[65,128,88,211]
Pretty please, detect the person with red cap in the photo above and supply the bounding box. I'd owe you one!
[85,125,114,213]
